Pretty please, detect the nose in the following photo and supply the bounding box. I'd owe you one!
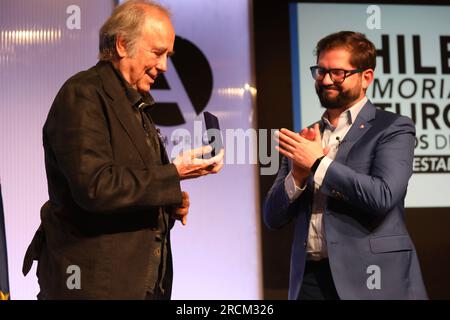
[156,54,168,73]
[320,71,334,85]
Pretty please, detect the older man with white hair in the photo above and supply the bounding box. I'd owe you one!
[23,0,223,300]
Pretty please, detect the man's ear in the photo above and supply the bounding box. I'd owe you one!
[116,35,128,58]
[362,68,374,91]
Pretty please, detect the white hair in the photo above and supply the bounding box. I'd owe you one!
[98,0,171,61]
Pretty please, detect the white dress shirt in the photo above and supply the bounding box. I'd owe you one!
[284,97,368,260]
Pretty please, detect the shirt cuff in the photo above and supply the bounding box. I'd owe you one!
[314,156,333,187]
[284,170,307,202]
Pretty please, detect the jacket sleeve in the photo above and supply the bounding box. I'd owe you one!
[45,82,182,213]
[320,116,415,216]
[263,156,310,229]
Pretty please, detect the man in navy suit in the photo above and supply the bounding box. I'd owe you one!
[264,31,427,299]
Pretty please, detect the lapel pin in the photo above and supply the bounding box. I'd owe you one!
[359,124,365,129]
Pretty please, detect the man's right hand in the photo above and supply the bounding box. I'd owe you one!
[291,127,317,186]
[289,124,330,186]
[173,145,224,180]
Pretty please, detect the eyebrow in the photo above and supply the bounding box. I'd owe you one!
[155,47,175,57]
[318,66,345,70]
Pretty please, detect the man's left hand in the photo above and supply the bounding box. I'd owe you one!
[173,191,190,225]
[275,123,325,170]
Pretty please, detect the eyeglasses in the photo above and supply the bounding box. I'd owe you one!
[310,66,365,84]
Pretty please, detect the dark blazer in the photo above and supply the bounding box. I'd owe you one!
[264,101,428,300]
[23,61,182,299]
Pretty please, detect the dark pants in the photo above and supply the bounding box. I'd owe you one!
[145,287,171,300]
[298,259,340,300]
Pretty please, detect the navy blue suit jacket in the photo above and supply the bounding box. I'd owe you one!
[264,101,428,299]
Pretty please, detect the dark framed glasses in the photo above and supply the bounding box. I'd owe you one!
[310,66,365,84]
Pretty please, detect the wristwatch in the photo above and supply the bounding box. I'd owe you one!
[310,156,325,174]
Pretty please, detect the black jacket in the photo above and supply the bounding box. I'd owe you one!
[23,61,182,299]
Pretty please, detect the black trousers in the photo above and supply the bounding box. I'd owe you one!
[298,259,340,300]
[145,289,167,300]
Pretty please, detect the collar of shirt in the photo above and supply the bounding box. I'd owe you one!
[109,62,156,112]
[321,96,368,132]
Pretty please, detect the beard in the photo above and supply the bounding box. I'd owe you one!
[316,83,361,110]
